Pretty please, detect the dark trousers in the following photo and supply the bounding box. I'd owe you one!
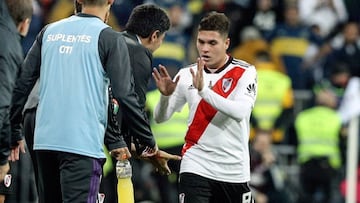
[298,157,335,203]
[153,145,182,203]
[23,108,38,191]
[179,172,254,203]
[36,150,105,203]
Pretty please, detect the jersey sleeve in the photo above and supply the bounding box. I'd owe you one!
[198,66,257,122]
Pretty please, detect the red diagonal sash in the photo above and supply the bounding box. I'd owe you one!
[182,67,245,155]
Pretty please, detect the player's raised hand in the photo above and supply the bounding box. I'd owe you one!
[190,57,205,91]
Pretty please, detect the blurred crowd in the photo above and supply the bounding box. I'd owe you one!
[13,0,360,203]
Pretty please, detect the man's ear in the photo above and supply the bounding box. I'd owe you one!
[225,37,230,50]
[150,30,160,42]
[17,18,31,37]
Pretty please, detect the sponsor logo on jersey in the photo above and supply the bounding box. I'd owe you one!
[4,174,11,188]
[188,84,196,90]
[208,81,213,89]
[246,83,256,98]
[222,78,233,93]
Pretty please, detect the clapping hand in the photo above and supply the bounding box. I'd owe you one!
[190,58,205,91]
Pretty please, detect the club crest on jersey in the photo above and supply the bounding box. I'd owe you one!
[4,174,11,188]
[97,193,105,203]
[222,78,233,93]
[179,193,185,203]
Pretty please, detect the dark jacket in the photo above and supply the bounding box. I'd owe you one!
[0,0,24,165]
[121,31,153,108]
[10,13,156,154]
[120,31,155,153]
[105,31,155,153]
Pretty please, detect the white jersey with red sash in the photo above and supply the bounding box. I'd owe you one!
[154,56,257,183]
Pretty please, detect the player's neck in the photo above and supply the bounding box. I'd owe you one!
[207,55,229,73]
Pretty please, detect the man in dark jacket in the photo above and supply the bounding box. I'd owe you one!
[101,4,173,202]
[0,0,33,182]
[8,0,159,202]
[119,4,170,146]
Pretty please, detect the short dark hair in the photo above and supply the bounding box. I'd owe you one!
[5,0,33,26]
[125,4,170,38]
[198,11,230,38]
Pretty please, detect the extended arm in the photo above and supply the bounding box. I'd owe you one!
[9,28,44,161]
[100,30,157,154]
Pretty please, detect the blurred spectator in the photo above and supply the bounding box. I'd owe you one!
[324,22,360,78]
[251,0,277,38]
[298,0,348,39]
[251,50,294,144]
[223,0,253,51]
[313,62,351,107]
[312,62,352,170]
[266,4,323,90]
[231,26,285,72]
[232,26,268,64]
[295,89,342,203]
[303,21,360,82]
[250,130,289,203]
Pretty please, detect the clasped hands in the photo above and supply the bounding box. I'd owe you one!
[109,143,181,176]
